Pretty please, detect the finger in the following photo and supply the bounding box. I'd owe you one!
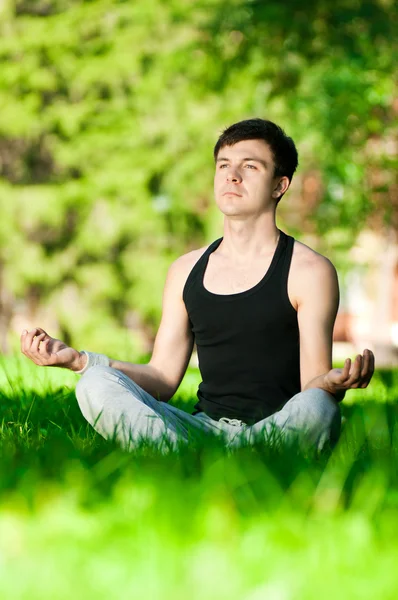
[360,350,376,388]
[31,328,49,348]
[21,329,28,354]
[40,338,53,359]
[348,355,360,376]
[368,350,375,374]
[340,358,351,381]
[31,332,46,354]
[35,327,48,337]
[358,349,371,387]
[347,355,363,386]
[360,350,369,379]
[22,328,41,354]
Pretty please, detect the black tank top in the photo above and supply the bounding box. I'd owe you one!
[182,229,300,425]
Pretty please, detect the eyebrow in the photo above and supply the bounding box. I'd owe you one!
[216,157,269,168]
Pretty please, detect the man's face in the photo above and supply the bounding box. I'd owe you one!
[214,139,287,217]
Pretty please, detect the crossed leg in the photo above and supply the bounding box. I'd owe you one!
[228,388,341,452]
[75,366,221,452]
[75,366,341,453]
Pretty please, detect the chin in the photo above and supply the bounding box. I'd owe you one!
[220,208,247,217]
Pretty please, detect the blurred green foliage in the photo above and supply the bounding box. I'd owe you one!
[0,0,396,354]
[0,358,398,598]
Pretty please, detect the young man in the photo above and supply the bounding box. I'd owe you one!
[21,119,375,453]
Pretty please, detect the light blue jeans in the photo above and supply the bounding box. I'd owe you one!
[75,366,341,454]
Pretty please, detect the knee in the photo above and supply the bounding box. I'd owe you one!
[77,364,120,384]
[76,365,116,394]
[300,387,340,412]
[295,388,342,448]
[75,365,119,425]
[300,388,341,421]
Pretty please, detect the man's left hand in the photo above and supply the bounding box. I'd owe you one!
[324,349,375,395]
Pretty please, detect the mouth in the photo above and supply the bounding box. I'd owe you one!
[223,192,242,197]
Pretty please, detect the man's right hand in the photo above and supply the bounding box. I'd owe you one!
[21,327,87,371]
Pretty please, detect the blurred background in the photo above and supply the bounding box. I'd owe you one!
[0,0,397,365]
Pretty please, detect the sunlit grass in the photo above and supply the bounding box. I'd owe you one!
[0,355,397,599]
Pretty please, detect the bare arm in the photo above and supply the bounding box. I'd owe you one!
[21,255,195,402]
[108,256,194,401]
[297,255,374,400]
[296,255,344,399]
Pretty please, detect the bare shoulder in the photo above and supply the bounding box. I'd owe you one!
[290,239,339,305]
[292,238,337,274]
[167,243,212,288]
[177,244,211,268]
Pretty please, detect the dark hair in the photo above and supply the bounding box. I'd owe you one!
[213,118,299,184]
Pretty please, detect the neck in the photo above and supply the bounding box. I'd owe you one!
[219,216,280,264]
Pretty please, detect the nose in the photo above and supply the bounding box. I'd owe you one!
[226,167,242,183]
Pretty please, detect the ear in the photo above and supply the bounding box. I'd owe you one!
[272,176,290,199]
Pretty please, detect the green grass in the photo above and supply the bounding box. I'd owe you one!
[0,356,398,599]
